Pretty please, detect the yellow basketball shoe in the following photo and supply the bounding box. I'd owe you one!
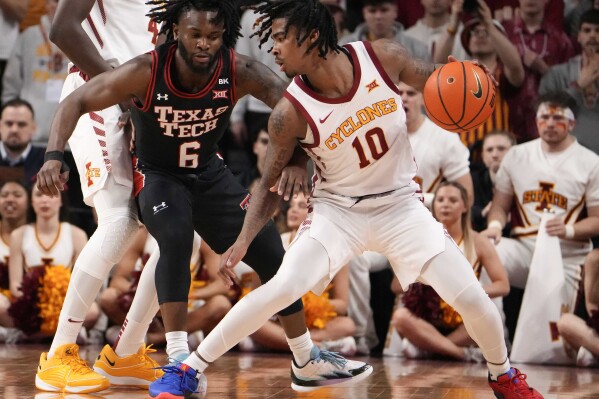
[93,344,163,388]
[35,344,110,393]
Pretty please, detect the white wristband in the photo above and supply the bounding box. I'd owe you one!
[488,220,503,230]
[565,225,575,239]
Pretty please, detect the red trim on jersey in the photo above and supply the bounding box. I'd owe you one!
[68,65,90,82]
[132,156,146,197]
[86,16,104,48]
[363,41,400,95]
[97,0,107,24]
[283,92,320,149]
[165,44,223,98]
[230,49,237,104]
[137,50,158,112]
[294,44,361,104]
[89,112,105,125]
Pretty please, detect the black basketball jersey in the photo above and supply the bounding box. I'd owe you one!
[131,42,235,174]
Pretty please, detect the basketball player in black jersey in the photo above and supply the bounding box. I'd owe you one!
[37,0,371,397]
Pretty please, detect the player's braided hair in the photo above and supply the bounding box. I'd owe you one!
[251,0,341,58]
[146,0,241,48]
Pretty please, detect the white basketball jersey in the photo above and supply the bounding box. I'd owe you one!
[285,41,417,198]
[82,0,157,67]
[409,117,470,193]
[21,223,74,268]
[495,139,599,238]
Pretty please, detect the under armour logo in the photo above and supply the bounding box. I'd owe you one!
[153,201,168,214]
[219,78,229,85]
[157,93,169,101]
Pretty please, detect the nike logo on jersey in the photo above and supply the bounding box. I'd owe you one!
[68,318,84,323]
[471,70,483,99]
[104,355,116,367]
[157,93,169,101]
[153,202,168,214]
[319,111,333,124]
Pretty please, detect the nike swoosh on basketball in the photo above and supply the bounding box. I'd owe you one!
[104,355,116,367]
[471,70,483,99]
[68,318,84,323]
[319,111,333,124]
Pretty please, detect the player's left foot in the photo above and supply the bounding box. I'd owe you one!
[148,363,207,398]
[290,346,373,392]
[93,344,163,388]
[488,367,544,398]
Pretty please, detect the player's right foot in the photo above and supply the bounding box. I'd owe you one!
[149,363,208,398]
[35,344,110,393]
[488,368,544,398]
[290,346,373,392]
[93,344,163,388]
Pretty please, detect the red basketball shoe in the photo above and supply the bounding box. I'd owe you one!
[488,368,544,398]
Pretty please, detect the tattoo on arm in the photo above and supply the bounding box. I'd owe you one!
[413,60,435,77]
[238,57,286,108]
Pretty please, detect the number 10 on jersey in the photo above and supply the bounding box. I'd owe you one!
[352,127,389,168]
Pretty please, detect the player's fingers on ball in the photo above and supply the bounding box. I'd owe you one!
[51,174,64,193]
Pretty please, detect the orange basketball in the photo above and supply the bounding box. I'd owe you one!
[423,61,496,133]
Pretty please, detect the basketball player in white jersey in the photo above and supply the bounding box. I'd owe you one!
[154,1,544,398]
[35,0,162,393]
[348,81,473,356]
[484,91,599,317]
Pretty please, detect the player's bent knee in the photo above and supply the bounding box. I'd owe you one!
[451,283,491,320]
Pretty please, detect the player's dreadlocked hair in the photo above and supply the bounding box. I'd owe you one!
[251,0,341,58]
[146,0,241,48]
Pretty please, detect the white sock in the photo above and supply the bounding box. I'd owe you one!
[184,351,209,373]
[114,248,160,357]
[49,268,104,358]
[488,358,511,380]
[286,330,314,367]
[166,331,189,360]
[114,318,149,357]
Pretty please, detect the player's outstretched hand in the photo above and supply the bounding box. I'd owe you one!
[270,165,310,201]
[37,160,69,197]
[218,240,248,288]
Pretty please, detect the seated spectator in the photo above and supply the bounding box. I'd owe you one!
[566,0,598,38]
[8,183,97,341]
[405,0,468,61]
[399,82,472,208]
[471,130,516,232]
[0,180,28,340]
[393,181,509,361]
[101,227,231,349]
[236,115,269,190]
[483,92,599,329]
[2,0,67,146]
[0,99,45,186]
[540,10,599,155]
[340,0,430,61]
[557,248,599,367]
[239,193,357,356]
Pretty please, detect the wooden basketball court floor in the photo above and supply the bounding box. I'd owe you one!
[2,344,598,398]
